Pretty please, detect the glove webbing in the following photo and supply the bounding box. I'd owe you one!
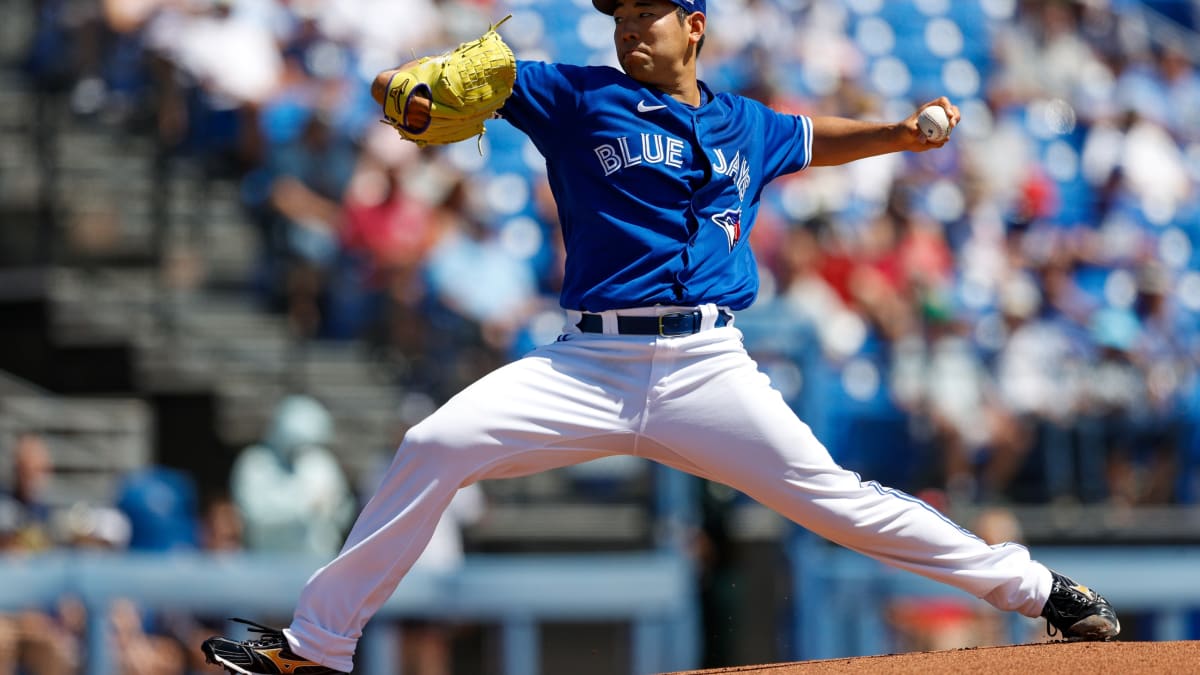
[450,21,515,105]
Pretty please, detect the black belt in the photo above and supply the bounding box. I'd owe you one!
[576,309,732,337]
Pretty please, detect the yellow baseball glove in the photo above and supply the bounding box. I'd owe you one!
[382,16,515,147]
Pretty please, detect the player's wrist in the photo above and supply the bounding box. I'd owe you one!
[370,69,398,106]
[887,121,916,150]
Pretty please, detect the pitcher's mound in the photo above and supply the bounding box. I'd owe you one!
[668,640,1198,675]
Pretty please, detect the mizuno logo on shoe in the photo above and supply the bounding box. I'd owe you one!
[637,100,667,113]
[261,649,317,673]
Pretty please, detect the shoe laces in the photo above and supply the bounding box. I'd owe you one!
[229,618,287,649]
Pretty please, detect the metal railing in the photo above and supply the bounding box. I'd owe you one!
[0,550,699,675]
[788,533,1200,660]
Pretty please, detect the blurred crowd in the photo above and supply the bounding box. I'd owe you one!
[17,0,1200,512]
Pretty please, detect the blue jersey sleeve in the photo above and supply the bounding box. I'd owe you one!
[750,99,813,181]
[499,60,583,152]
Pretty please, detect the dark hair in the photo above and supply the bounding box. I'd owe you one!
[676,6,705,57]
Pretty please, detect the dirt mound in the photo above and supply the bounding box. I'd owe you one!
[668,640,1199,674]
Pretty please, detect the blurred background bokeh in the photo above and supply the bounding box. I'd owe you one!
[1,0,1199,673]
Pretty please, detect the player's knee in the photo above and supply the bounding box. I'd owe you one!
[399,420,449,456]
[394,420,474,475]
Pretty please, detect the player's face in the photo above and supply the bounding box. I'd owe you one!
[612,0,698,84]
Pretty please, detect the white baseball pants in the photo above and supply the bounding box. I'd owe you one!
[284,306,1052,671]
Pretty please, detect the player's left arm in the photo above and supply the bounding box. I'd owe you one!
[372,17,516,147]
[371,68,403,106]
[809,97,960,167]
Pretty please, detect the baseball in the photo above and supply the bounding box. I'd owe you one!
[917,105,951,142]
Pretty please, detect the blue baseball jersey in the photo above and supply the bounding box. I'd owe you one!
[499,60,813,312]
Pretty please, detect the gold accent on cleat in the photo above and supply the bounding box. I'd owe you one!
[261,648,317,673]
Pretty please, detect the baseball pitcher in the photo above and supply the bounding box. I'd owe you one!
[204,2,1119,672]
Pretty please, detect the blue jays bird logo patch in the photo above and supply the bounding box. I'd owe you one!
[712,209,742,251]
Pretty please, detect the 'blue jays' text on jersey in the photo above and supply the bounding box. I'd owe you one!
[499,60,813,312]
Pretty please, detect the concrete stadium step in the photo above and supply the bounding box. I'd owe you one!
[21,109,407,490]
[0,162,40,207]
[215,380,289,442]
[174,297,289,335]
[0,88,32,130]
[55,133,155,171]
[0,132,33,168]
[48,268,159,344]
[0,1,33,61]
[31,111,260,288]
[299,344,395,386]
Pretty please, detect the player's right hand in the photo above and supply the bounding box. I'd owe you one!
[902,96,959,151]
[405,92,432,131]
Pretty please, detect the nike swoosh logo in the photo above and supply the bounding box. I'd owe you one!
[637,100,667,113]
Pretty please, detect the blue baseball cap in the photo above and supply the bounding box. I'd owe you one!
[593,0,706,16]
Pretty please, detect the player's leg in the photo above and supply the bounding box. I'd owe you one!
[639,328,1116,637]
[204,335,656,673]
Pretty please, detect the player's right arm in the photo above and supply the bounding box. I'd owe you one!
[809,97,960,166]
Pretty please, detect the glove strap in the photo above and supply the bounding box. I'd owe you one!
[383,71,432,134]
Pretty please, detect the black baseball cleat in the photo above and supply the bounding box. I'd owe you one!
[1041,570,1120,641]
[201,618,344,674]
